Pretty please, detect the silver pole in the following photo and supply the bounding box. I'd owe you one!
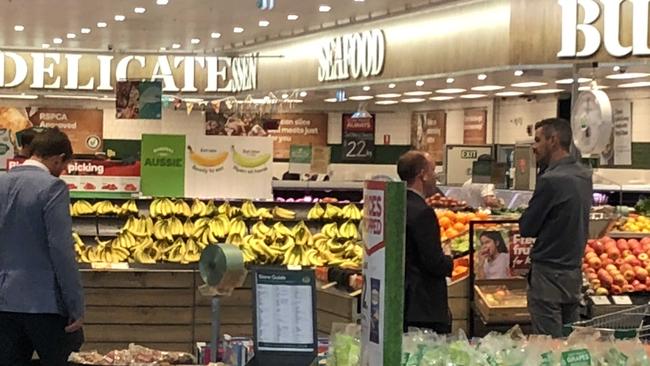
[211,297,221,363]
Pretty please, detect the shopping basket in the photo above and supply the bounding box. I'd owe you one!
[565,303,650,340]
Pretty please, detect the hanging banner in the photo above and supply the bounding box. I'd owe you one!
[411,111,446,164]
[266,113,328,160]
[205,110,269,137]
[612,101,632,166]
[184,136,273,199]
[473,224,535,280]
[463,109,487,145]
[27,108,103,155]
[361,181,405,366]
[342,113,375,163]
[115,80,162,119]
[141,134,186,197]
[310,145,331,175]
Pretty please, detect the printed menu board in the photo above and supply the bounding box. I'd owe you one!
[26,108,104,155]
[342,113,375,163]
[411,111,446,164]
[463,108,487,145]
[266,113,328,160]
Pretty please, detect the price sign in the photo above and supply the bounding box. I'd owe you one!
[342,113,375,163]
[612,296,633,305]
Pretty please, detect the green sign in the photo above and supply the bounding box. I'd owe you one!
[289,145,312,164]
[141,134,185,197]
[561,349,592,366]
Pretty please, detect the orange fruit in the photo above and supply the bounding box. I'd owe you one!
[446,211,457,222]
[466,213,477,222]
[439,217,452,229]
[477,211,490,220]
[446,228,459,239]
[455,212,467,224]
[453,222,466,232]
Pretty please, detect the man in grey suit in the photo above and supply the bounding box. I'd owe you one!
[0,128,85,365]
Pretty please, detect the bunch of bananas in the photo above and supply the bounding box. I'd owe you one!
[70,200,95,216]
[76,237,131,264]
[339,220,361,240]
[241,201,273,220]
[272,206,296,220]
[173,199,192,217]
[341,203,363,221]
[315,224,363,269]
[322,204,343,220]
[307,203,325,220]
[93,201,121,215]
[119,200,139,216]
[123,216,153,237]
[153,216,184,241]
[150,198,176,218]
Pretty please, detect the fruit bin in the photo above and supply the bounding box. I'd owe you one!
[474,278,530,324]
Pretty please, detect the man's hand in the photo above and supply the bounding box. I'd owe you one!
[65,317,84,333]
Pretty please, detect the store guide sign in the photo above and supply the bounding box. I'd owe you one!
[318,29,385,82]
[558,0,650,57]
[0,51,257,93]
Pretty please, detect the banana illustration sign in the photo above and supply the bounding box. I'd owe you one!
[231,145,271,172]
[187,145,228,173]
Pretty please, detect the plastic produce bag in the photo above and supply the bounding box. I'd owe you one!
[328,323,361,366]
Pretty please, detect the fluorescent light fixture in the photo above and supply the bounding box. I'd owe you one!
[159,47,166,51]
[114,15,126,21]
[362,86,371,91]
[355,0,365,2]
[0,93,38,100]
[556,78,592,84]
[436,88,466,94]
[415,80,425,87]
[349,95,374,101]
[430,96,455,101]
[403,91,432,96]
[44,94,100,100]
[42,43,50,49]
[259,20,270,27]
[460,94,486,99]
[375,100,399,105]
[97,22,107,28]
[401,98,426,103]
[299,91,308,97]
[134,7,146,14]
[578,85,609,91]
[514,70,524,76]
[495,91,524,97]
[191,38,200,44]
[511,81,547,88]
[319,5,331,12]
[81,28,91,34]
[66,33,76,39]
[618,81,650,88]
[172,43,181,49]
[471,85,505,91]
[287,14,299,20]
[233,27,244,33]
[97,96,117,101]
[211,32,221,39]
[606,72,650,80]
[531,88,565,94]
[324,98,338,102]
[477,74,487,81]
[156,0,169,4]
[14,25,24,32]
[53,37,63,44]
[446,78,455,84]
[388,83,396,89]
[376,93,401,98]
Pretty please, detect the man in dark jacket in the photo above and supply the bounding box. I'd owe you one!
[520,118,592,338]
[397,150,453,334]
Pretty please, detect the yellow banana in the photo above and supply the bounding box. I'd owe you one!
[231,145,271,168]
[187,146,229,167]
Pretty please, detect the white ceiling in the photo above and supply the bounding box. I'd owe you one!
[0,0,442,52]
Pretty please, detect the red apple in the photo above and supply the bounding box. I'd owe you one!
[623,250,633,258]
[641,237,650,246]
[636,267,649,282]
[612,285,623,295]
[624,270,636,282]
[585,267,596,275]
[585,252,598,261]
[588,257,603,269]
[618,239,629,252]
[641,254,650,262]
[624,284,635,293]
[620,264,634,273]
[605,264,618,273]
[585,246,595,254]
[591,279,601,289]
[629,239,641,249]
[645,277,650,287]
[625,255,641,267]
[633,247,645,257]
[607,247,621,260]
[635,284,647,292]
[614,274,626,286]
[587,273,598,281]
[632,279,641,286]
[616,258,626,267]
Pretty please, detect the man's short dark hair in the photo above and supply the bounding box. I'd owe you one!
[18,128,38,148]
[31,128,73,160]
[535,118,573,151]
[397,150,428,184]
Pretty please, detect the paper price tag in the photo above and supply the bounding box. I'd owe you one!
[90,262,129,270]
[590,296,611,305]
[612,296,633,305]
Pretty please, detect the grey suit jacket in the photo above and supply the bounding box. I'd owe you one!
[0,165,84,320]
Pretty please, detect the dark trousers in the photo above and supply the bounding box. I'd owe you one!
[0,312,84,366]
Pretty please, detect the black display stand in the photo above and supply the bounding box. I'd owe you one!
[246,267,317,366]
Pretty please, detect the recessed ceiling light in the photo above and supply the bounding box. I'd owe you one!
[191,38,200,44]
[81,28,91,34]
[376,100,399,105]
[388,83,396,89]
[159,47,166,51]
[114,15,126,21]
[436,88,466,94]
[556,78,592,84]
[354,0,365,2]
[233,27,244,33]
[578,85,609,91]
[415,80,425,87]
[514,70,524,76]
[349,95,374,101]
[287,14,299,20]
[446,78,455,84]
[511,81,548,88]
[134,7,146,14]
[460,94,487,99]
[211,32,221,39]
[606,72,650,80]
[619,81,650,88]
[324,98,338,102]
[319,5,332,12]
[495,91,524,97]
[41,43,50,49]
[430,96,455,101]
[156,0,169,4]
[471,85,505,91]
[97,22,107,28]
[14,25,24,32]
[172,43,181,49]
[53,37,63,44]
[259,20,270,27]
[376,93,401,98]
[299,91,308,97]
[477,74,488,81]
[403,91,432,96]
[282,94,289,99]
[531,88,566,94]
[613,65,621,72]
[401,98,426,103]
[66,33,76,39]
[362,86,371,91]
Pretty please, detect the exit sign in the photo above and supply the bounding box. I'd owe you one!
[461,150,478,159]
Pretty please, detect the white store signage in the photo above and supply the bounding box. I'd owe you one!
[558,0,650,58]
[317,29,385,82]
[0,51,258,93]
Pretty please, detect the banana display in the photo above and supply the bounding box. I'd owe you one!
[71,200,139,217]
[307,203,363,221]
